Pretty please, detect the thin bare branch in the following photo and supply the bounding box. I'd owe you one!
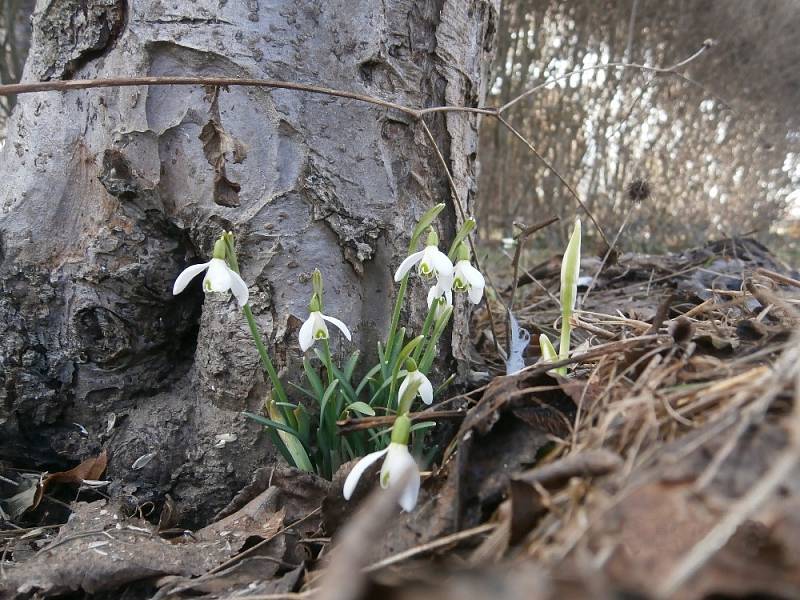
[0,75,420,116]
[499,41,713,114]
[497,115,612,249]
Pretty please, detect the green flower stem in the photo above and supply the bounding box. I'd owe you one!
[320,338,345,418]
[411,301,438,364]
[419,306,453,374]
[223,235,290,414]
[320,338,335,387]
[397,379,422,416]
[384,274,409,367]
[242,304,289,406]
[383,209,435,370]
[557,315,571,377]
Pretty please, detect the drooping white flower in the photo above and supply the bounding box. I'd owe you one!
[427,280,453,319]
[394,244,454,282]
[298,310,352,351]
[342,442,420,512]
[173,257,249,308]
[398,368,433,405]
[452,259,485,304]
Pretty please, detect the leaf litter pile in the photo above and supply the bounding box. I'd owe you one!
[2,236,799,599]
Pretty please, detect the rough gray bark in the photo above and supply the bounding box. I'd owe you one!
[0,0,498,524]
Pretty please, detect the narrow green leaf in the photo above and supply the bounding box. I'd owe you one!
[344,350,360,381]
[410,202,446,248]
[242,412,305,443]
[434,374,456,395]
[369,370,406,405]
[265,427,296,467]
[294,405,311,444]
[345,401,376,416]
[419,305,454,373]
[447,217,477,260]
[409,421,437,433]
[319,380,340,426]
[287,381,318,402]
[303,357,324,399]
[355,363,382,397]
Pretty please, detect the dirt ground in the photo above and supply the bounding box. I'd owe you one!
[2,236,799,600]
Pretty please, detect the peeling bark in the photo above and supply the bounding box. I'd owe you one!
[0,0,498,524]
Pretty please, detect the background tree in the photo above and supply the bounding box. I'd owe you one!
[0,0,35,134]
[0,0,498,523]
[477,0,800,254]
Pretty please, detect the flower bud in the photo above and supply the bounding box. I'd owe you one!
[309,293,322,313]
[425,227,439,246]
[390,413,412,445]
[312,269,324,298]
[212,237,228,260]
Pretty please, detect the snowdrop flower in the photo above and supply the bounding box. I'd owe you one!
[394,229,454,283]
[298,295,352,352]
[398,362,433,406]
[172,238,249,307]
[427,280,453,319]
[343,415,420,511]
[451,243,485,304]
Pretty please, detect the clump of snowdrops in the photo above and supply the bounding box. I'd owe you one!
[173,204,484,510]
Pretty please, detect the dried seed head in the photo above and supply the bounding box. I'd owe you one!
[627,179,651,203]
[669,316,694,345]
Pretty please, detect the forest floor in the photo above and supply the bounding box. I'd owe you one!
[2,236,799,600]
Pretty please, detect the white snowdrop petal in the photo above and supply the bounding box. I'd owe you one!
[427,285,438,308]
[299,316,315,351]
[398,376,410,404]
[228,269,250,307]
[468,284,484,304]
[380,443,414,489]
[437,271,455,291]
[461,262,485,288]
[343,448,388,500]
[394,251,425,282]
[398,464,421,512]
[428,248,454,277]
[172,262,210,295]
[418,373,434,405]
[321,314,352,341]
[205,258,232,292]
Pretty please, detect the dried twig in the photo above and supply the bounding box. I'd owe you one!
[337,409,465,434]
[363,522,497,573]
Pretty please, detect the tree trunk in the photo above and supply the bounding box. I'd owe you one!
[0,0,498,524]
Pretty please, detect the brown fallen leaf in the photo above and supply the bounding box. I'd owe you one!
[1,451,108,519]
[43,449,108,488]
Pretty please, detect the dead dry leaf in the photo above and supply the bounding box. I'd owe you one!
[43,450,108,488]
